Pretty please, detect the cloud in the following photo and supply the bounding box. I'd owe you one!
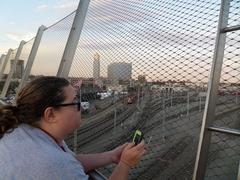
[53,0,78,12]
[9,22,16,25]
[35,0,78,13]
[37,4,49,11]
[5,32,35,42]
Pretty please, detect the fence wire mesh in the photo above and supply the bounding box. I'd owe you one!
[65,0,225,179]
[0,49,18,97]
[204,0,240,179]
[205,132,240,180]
[30,12,75,76]
[1,38,36,96]
[0,0,239,179]
[19,38,35,69]
[0,55,6,74]
[3,49,17,75]
[228,0,240,27]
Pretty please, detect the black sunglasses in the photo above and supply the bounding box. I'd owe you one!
[53,102,81,111]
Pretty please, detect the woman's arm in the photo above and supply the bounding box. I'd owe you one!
[110,142,145,180]
[109,161,130,180]
[76,142,145,180]
[76,144,127,172]
[76,151,113,172]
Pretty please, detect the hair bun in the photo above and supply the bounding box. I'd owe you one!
[0,105,20,139]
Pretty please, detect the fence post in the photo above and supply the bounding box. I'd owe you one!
[0,49,13,81]
[193,0,231,179]
[0,55,6,70]
[1,41,25,98]
[17,25,46,93]
[187,92,190,116]
[57,0,90,78]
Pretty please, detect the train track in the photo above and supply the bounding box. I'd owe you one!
[66,105,137,148]
[65,92,240,179]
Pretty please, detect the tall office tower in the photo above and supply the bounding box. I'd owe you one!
[93,53,100,79]
[107,62,132,84]
[10,59,24,79]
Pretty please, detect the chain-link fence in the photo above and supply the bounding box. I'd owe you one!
[3,38,36,96]
[3,49,17,75]
[30,12,75,76]
[204,0,240,179]
[0,0,239,179]
[0,55,6,72]
[0,49,18,96]
[19,38,35,70]
[65,0,232,179]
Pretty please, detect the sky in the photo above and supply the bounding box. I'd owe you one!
[0,0,217,82]
[0,0,238,84]
[0,0,79,54]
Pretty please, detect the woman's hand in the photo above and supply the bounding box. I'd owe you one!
[110,143,128,164]
[109,141,146,180]
[120,141,146,168]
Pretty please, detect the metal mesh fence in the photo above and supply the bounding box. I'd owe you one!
[0,55,6,73]
[204,0,240,179]
[3,49,17,75]
[0,48,18,97]
[19,38,35,69]
[2,38,36,96]
[205,132,240,180]
[30,12,75,76]
[66,0,224,179]
[228,0,240,27]
[0,0,238,179]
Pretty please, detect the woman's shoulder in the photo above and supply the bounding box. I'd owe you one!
[0,124,60,161]
[0,125,89,179]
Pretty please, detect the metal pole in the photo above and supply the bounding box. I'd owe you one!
[0,49,13,81]
[193,0,231,179]
[187,92,189,116]
[0,41,25,98]
[162,98,166,139]
[17,25,46,93]
[0,55,6,70]
[238,161,240,180]
[199,96,202,112]
[57,0,90,78]
[74,87,82,153]
[208,126,240,136]
[80,88,82,103]
[137,86,140,107]
[74,130,78,153]
[114,108,117,134]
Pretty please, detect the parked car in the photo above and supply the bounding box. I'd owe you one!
[231,91,240,96]
[81,102,90,112]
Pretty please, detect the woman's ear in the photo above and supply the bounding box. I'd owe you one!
[43,107,57,123]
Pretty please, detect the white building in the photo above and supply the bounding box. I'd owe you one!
[93,53,100,79]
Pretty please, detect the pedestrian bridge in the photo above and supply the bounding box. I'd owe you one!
[0,0,240,179]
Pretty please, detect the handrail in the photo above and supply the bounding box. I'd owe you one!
[88,170,107,180]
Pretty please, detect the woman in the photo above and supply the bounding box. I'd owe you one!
[0,76,145,180]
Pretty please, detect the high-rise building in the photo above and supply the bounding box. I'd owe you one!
[10,59,24,79]
[107,62,132,84]
[93,53,100,79]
